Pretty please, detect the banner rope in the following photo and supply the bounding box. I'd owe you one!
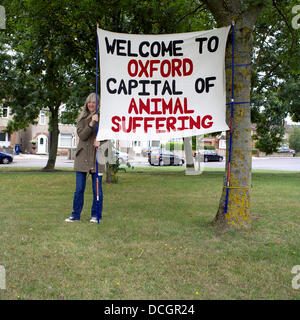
[224,186,251,189]
[226,101,250,105]
[225,63,252,68]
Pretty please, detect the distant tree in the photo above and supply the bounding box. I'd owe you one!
[1,0,96,170]
[289,126,300,152]
[251,0,300,154]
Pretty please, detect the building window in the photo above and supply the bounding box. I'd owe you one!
[0,130,10,147]
[219,139,226,149]
[39,111,46,125]
[133,141,141,147]
[1,106,8,118]
[59,133,73,148]
[0,131,6,141]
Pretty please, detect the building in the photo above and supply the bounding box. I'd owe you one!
[0,106,16,151]
[0,105,77,155]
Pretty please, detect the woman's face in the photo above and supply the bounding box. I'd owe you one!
[87,100,96,113]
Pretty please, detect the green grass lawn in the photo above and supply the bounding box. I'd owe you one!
[0,168,299,300]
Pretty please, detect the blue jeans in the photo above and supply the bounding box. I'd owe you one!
[71,171,103,220]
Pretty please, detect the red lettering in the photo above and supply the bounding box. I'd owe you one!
[155,117,166,133]
[127,60,138,77]
[173,98,184,114]
[139,98,150,114]
[121,116,132,133]
[202,115,213,128]
[162,98,173,114]
[189,116,201,129]
[177,116,189,130]
[138,60,149,77]
[183,58,193,76]
[111,116,121,132]
[183,97,194,114]
[160,60,171,77]
[144,117,155,133]
[112,115,213,134]
[127,59,194,78]
[150,98,162,115]
[149,60,160,77]
[171,59,182,77]
[132,117,143,132]
[128,98,138,114]
[166,117,177,132]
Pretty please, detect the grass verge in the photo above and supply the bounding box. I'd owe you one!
[0,169,299,299]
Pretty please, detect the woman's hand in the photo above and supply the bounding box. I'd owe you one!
[92,114,98,122]
[94,139,100,149]
[89,114,99,127]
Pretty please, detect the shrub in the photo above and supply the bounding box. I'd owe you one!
[163,141,184,151]
[204,145,216,150]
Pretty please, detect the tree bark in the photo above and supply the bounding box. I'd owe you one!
[105,162,113,183]
[105,140,117,183]
[202,1,263,227]
[43,107,59,171]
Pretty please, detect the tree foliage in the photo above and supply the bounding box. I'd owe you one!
[251,0,300,154]
[1,0,95,168]
[288,126,300,152]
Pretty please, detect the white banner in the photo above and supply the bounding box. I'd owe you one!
[96,26,230,141]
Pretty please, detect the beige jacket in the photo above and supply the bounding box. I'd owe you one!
[74,115,106,174]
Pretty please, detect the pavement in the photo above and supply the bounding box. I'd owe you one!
[13,153,49,160]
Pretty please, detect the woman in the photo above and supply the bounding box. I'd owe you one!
[65,93,105,223]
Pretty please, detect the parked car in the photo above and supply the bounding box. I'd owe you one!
[148,149,184,166]
[277,147,295,155]
[0,152,13,164]
[114,149,129,164]
[194,150,223,162]
[142,146,161,157]
[141,147,150,157]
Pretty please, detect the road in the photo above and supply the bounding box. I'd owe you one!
[1,154,300,171]
[203,156,300,171]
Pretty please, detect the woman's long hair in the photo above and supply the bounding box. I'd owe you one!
[77,93,100,123]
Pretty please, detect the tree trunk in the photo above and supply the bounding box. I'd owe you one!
[105,162,112,182]
[43,107,59,171]
[106,162,118,183]
[203,1,263,227]
[105,140,117,183]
